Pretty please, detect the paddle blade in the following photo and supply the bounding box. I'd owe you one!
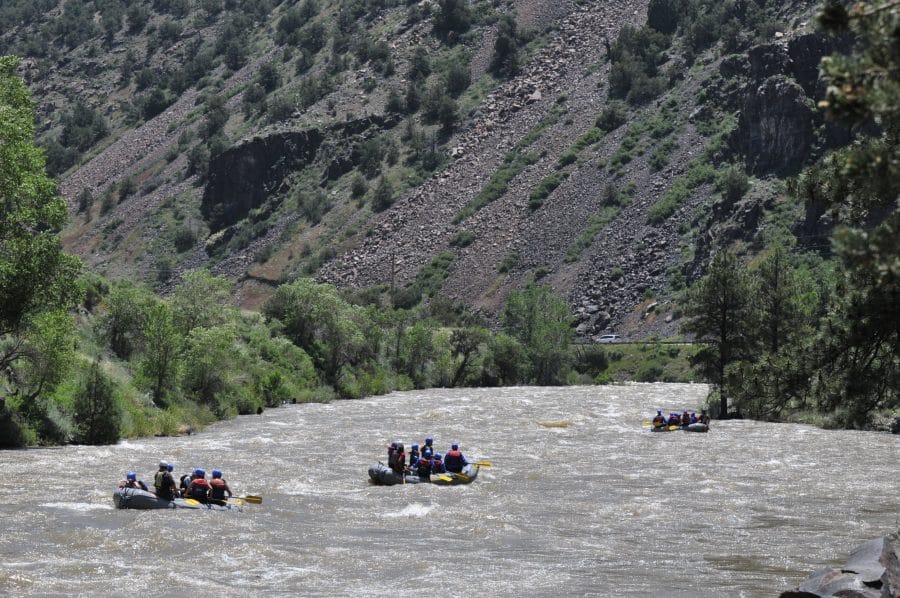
[241,495,263,504]
[641,421,652,426]
[472,460,492,467]
[433,475,453,482]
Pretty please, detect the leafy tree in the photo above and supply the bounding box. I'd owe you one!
[98,282,151,360]
[482,332,529,385]
[681,250,756,417]
[263,278,368,388]
[450,326,489,387]
[0,56,82,392]
[11,310,77,404]
[181,326,236,406]
[501,284,574,384]
[171,270,233,334]
[73,361,121,445]
[138,302,181,407]
[400,319,437,388]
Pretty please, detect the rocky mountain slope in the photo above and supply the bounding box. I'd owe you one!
[2,0,844,339]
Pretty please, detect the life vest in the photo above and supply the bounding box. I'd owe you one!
[430,458,445,474]
[154,471,174,500]
[209,478,228,500]
[187,479,211,502]
[700,414,711,425]
[444,450,464,473]
[681,413,691,427]
[416,459,432,477]
[652,416,666,426]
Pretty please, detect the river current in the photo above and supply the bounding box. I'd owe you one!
[0,384,897,597]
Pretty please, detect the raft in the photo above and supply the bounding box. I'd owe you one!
[112,487,243,510]
[367,463,479,486]
[650,423,709,433]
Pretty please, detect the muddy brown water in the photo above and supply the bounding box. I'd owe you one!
[1,384,897,596]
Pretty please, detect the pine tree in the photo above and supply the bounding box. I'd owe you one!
[681,250,756,417]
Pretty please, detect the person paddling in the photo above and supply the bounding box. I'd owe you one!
[154,461,177,501]
[388,443,406,475]
[651,410,666,428]
[409,443,420,468]
[208,469,233,505]
[699,409,711,426]
[443,443,468,473]
[415,448,433,478]
[119,471,148,491]
[185,468,211,503]
[430,452,446,474]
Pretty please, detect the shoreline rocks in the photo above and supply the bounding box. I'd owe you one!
[780,536,900,598]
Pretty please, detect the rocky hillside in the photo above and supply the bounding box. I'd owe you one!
[1,0,849,339]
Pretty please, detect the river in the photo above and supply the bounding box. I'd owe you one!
[0,384,897,597]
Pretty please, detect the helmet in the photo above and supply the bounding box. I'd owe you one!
[166,464,174,472]
[194,468,206,478]
[425,437,433,444]
[390,441,398,448]
[451,443,459,450]
[423,448,433,458]
[411,443,419,449]
[212,469,222,478]
[159,461,168,469]
[434,453,442,460]
[127,472,136,481]
[656,410,662,415]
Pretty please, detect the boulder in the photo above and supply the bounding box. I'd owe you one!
[780,537,900,598]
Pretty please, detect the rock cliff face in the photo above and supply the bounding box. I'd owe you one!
[41,0,859,337]
[734,75,814,176]
[202,115,398,233]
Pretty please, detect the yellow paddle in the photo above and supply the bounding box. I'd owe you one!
[471,460,492,467]
[238,494,262,504]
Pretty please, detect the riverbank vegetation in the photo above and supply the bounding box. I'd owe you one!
[680,1,899,430]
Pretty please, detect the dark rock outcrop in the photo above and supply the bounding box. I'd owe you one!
[201,115,399,233]
[780,536,900,598]
[732,75,814,176]
[787,32,851,97]
[201,129,324,233]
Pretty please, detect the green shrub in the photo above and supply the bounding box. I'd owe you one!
[596,101,628,132]
[498,252,519,273]
[717,164,750,203]
[450,230,476,247]
[529,172,567,210]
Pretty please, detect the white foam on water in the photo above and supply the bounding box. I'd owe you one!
[40,502,114,512]
[381,502,434,519]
